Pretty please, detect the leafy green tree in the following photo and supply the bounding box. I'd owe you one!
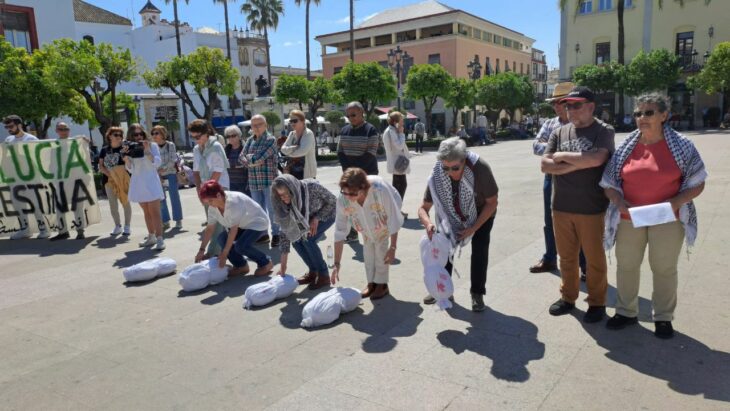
[212,0,236,60]
[404,64,451,134]
[332,61,397,117]
[443,76,476,130]
[242,0,284,86]
[294,0,321,80]
[163,0,190,57]
[324,110,345,127]
[689,42,730,111]
[475,72,535,125]
[274,75,338,132]
[624,49,681,95]
[573,61,626,95]
[273,74,309,110]
[44,39,137,135]
[144,46,238,123]
[261,110,281,132]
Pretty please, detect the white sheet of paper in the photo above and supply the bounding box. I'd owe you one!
[628,202,676,228]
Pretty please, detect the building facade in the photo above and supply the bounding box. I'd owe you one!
[315,0,536,134]
[559,0,730,126]
[531,48,548,101]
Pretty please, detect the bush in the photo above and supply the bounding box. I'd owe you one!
[261,111,281,129]
[315,153,339,162]
[405,138,445,149]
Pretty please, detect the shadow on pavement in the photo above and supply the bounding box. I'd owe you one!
[176,274,269,305]
[113,248,162,268]
[438,305,545,382]
[93,235,130,249]
[0,236,99,256]
[580,314,730,403]
[347,242,364,262]
[402,218,424,231]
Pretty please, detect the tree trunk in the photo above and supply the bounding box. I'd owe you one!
[173,0,190,147]
[265,26,272,87]
[223,0,231,61]
[173,0,182,57]
[617,1,625,121]
[205,90,215,125]
[305,0,311,80]
[424,98,433,135]
[349,0,354,62]
[452,108,459,130]
[110,87,118,126]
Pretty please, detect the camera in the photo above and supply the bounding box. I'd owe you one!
[123,141,145,158]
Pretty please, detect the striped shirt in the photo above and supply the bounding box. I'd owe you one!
[241,132,278,192]
[338,122,379,157]
[532,116,568,156]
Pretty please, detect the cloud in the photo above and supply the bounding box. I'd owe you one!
[334,12,378,25]
[283,40,303,47]
[336,16,350,24]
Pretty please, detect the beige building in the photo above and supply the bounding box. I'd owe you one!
[315,0,536,133]
[531,48,548,101]
[559,0,730,127]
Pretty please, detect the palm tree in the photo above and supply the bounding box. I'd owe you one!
[163,0,189,57]
[349,0,355,62]
[242,0,284,87]
[213,0,236,60]
[294,0,321,81]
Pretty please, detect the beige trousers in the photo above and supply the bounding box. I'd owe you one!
[363,240,390,284]
[615,220,684,321]
[105,185,132,226]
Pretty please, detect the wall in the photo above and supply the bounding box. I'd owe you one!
[6,0,76,46]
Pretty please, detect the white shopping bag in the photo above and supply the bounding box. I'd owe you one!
[122,260,158,282]
[419,233,451,269]
[423,265,454,310]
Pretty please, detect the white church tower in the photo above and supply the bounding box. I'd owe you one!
[139,1,161,26]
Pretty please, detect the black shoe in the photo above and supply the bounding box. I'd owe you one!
[471,293,486,312]
[270,235,280,248]
[75,230,85,240]
[654,321,674,339]
[549,299,575,316]
[50,232,70,241]
[583,306,606,323]
[606,314,638,330]
[256,234,270,244]
[423,295,454,305]
[346,233,358,243]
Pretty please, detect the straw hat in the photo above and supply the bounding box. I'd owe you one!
[546,82,575,102]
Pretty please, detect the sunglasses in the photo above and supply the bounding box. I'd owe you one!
[225,134,238,138]
[57,128,70,132]
[133,132,145,137]
[340,189,359,197]
[564,102,585,111]
[441,164,463,172]
[191,134,202,140]
[111,133,123,137]
[151,131,161,136]
[633,110,656,118]
[289,119,299,124]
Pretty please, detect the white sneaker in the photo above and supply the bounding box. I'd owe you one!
[10,230,31,240]
[36,230,51,239]
[154,236,166,251]
[139,235,156,247]
[122,225,130,236]
[175,220,183,229]
[110,225,123,236]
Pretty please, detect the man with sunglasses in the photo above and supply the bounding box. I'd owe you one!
[337,102,380,243]
[49,122,87,240]
[541,86,615,323]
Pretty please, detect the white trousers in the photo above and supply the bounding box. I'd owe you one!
[363,240,390,284]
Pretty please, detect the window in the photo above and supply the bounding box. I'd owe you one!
[495,58,500,73]
[520,63,524,74]
[0,6,38,52]
[533,63,537,76]
[82,35,94,45]
[457,24,471,37]
[473,28,481,39]
[428,53,441,65]
[675,31,694,67]
[599,0,612,11]
[493,34,502,44]
[333,66,343,74]
[503,38,512,48]
[485,57,491,74]
[505,60,510,72]
[482,32,492,42]
[579,0,593,14]
[595,42,610,64]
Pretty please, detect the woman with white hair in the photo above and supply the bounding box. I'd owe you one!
[223,125,250,195]
[417,137,499,312]
[281,109,317,179]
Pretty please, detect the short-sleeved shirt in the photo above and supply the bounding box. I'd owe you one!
[207,190,270,231]
[99,145,126,185]
[424,157,499,213]
[545,119,615,214]
[4,132,38,143]
[620,139,681,219]
[193,142,230,189]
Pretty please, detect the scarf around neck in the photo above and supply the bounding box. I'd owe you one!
[272,174,310,243]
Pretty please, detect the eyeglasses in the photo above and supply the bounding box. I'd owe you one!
[251,122,266,128]
[564,102,585,111]
[633,110,656,118]
[151,131,161,136]
[340,189,359,197]
[133,132,145,137]
[346,113,359,118]
[111,133,123,138]
[57,128,70,132]
[225,134,237,138]
[441,164,463,172]
[289,119,299,124]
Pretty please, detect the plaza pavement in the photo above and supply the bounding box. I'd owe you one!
[1,130,729,410]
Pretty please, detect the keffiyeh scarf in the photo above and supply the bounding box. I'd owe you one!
[600,125,707,250]
[272,174,310,243]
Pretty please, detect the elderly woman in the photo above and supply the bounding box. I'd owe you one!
[383,111,410,214]
[223,125,250,195]
[331,168,403,299]
[417,137,499,312]
[241,114,280,247]
[124,123,166,251]
[190,119,230,257]
[195,180,273,276]
[153,125,183,230]
[281,109,317,180]
[271,175,337,289]
[601,93,706,339]
[98,126,132,236]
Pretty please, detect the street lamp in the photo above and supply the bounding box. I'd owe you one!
[466,54,482,80]
[387,45,410,112]
[132,95,142,123]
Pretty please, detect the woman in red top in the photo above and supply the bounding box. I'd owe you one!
[602,94,706,339]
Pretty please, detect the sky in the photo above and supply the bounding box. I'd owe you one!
[88,0,562,69]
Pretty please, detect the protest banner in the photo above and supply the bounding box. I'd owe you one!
[0,138,100,235]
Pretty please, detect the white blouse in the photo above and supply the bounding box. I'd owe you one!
[207,191,270,232]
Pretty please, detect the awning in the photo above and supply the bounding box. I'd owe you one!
[374,106,395,114]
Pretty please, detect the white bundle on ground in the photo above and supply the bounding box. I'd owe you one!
[300,287,362,328]
[423,265,454,310]
[419,233,451,268]
[178,257,230,292]
[242,274,299,309]
[123,257,178,282]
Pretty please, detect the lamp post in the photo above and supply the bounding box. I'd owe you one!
[387,45,410,112]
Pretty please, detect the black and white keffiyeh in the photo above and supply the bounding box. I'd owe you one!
[600,125,707,250]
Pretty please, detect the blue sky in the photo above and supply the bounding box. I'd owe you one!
[90,0,561,69]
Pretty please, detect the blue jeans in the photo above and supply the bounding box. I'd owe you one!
[217,228,270,268]
[478,127,487,145]
[160,173,183,223]
[544,175,586,272]
[291,219,334,277]
[250,188,279,236]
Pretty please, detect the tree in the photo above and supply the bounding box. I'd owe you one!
[163,0,190,57]
[273,74,309,111]
[0,38,92,138]
[443,77,476,130]
[332,61,397,117]
[624,49,681,96]
[349,0,354,62]
[404,64,451,134]
[689,42,730,112]
[274,75,339,132]
[242,0,284,86]
[294,0,321,80]
[46,39,137,135]
[212,0,236,60]
[573,61,626,96]
[474,72,534,125]
[143,46,238,123]
[261,110,281,132]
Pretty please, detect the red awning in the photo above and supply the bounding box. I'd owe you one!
[374,106,395,114]
[405,112,418,120]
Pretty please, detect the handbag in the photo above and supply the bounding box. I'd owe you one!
[284,156,305,179]
[394,154,410,174]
